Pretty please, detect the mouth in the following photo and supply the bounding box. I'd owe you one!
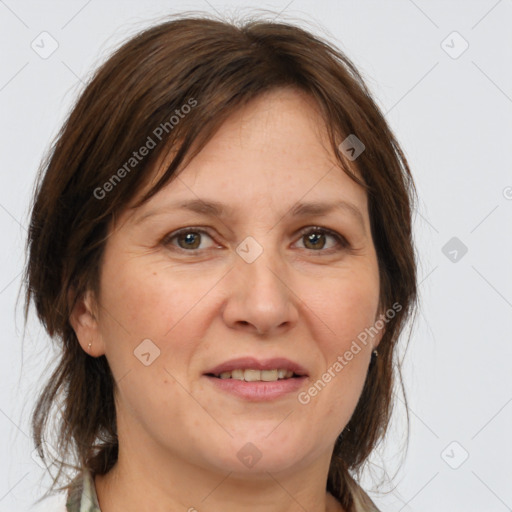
[204,356,309,379]
[202,357,309,401]
[204,368,303,381]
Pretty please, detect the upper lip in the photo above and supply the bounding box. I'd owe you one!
[204,357,309,377]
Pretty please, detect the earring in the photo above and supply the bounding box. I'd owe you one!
[370,349,378,366]
[372,349,378,357]
[88,342,92,352]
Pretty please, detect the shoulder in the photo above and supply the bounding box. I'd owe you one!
[339,473,382,512]
[351,485,382,512]
[65,468,102,512]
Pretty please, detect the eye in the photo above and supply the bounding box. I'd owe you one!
[294,226,350,253]
[162,228,217,252]
[162,226,350,255]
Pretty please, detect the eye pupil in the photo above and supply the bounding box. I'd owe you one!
[304,232,325,250]
[179,232,201,249]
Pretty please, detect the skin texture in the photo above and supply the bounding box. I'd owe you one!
[70,88,384,512]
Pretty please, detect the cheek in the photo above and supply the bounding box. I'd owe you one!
[98,253,216,374]
[100,254,188,334]
[308,270,379,410]
[321,269,380,346]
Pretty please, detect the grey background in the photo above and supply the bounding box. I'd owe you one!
[1,1,511,511]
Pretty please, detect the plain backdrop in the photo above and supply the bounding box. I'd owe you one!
[1,1,511,511]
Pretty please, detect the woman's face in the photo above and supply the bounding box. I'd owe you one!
[74,88,383,477]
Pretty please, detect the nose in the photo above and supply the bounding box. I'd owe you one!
[221,246,299,337]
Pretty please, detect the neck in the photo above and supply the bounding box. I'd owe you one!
[94,418,345,512]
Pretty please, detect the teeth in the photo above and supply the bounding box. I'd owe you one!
[216,369,295,381]
[244,369,261,382]
[231,369,244,380]
[261,369,278,381]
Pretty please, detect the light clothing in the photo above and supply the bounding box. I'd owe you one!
[66,469,101,512]
[65,469,381,512]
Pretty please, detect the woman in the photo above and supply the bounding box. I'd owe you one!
[24,12,417,512]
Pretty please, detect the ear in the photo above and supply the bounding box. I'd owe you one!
[69,289,106,357]
[372,304,387,352]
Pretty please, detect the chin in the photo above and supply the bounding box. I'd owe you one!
[200,436,310,475]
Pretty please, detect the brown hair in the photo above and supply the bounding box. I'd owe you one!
[23,11,418,511]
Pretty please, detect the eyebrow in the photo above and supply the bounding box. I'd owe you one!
[134,198,366,231]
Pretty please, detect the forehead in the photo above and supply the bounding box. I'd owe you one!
[122,88,367,225]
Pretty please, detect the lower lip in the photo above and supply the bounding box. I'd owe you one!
[204,375,308,401]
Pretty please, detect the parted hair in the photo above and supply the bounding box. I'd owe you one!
[23,11,418,511]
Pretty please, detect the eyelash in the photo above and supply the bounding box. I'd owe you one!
[161,226,350,255]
